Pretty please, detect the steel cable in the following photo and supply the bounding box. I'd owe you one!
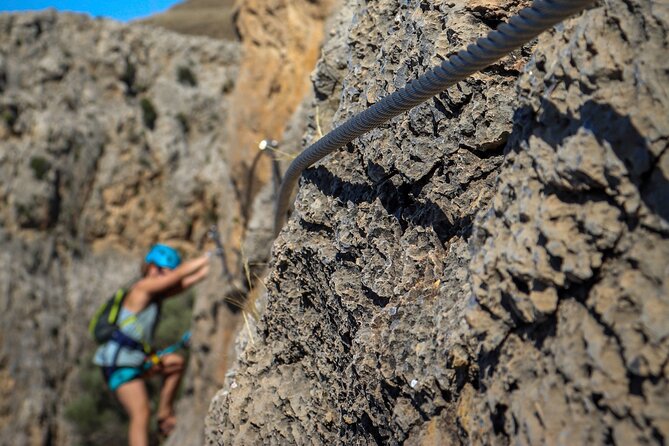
[275,0,594,235]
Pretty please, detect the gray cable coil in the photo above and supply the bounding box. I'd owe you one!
[275,0,594,235]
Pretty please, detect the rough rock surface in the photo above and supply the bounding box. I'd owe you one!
[462,0,669,443]
[168,2,343,442]
[0,11,239,445]
[207,0,668,444]
[225,0,340,193]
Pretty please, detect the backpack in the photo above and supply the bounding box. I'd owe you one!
[88,289,128,344]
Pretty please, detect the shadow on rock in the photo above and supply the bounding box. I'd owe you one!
[303,162,472,244]
[512,98,668,223]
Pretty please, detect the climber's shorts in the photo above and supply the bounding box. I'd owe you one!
[101,366,144,392]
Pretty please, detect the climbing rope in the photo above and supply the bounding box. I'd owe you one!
[208,224,232,280]
[274,0,594,235]
[244,139,283,223]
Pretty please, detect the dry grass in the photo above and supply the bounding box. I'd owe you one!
[139,0,238,41]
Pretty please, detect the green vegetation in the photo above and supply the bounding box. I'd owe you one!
[140,98,158,130]
[221,77,235,94]
[2,109,15,126]
[155,290,194,346]
[1,105,18,129]
[29,156,51,180]
[177,66,197,87]
[139,154,153,169]
[65,354,127,446]
[121,60,137,96]
[14,202,34,227]
[176,113,190,134]
[204,207,218,225]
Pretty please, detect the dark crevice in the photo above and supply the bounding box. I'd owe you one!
[446,28,460,46]
[430,110,440,137]
[491,403,509,436]
[303,163,468,244]
[299,218,334,235]
[525,312,557,349]
[511,276,529,294]
[524,99,667,223]
[476,301,503,321]
[481,64,521,78]
[474,14,504,30]
[434,379,454,403]
[340,328,353,349]
[500,292,528,326]
[591,392,605,409]
[274,341,309,366]
[477,331,511,384]
[432,95,450,117]
[43,422,53,446]
[335,251,357,263]
[47,170,62,229]
[381,380,401,400]
[628,375,644,397]
[359,411,386,446]
[459,142,507,160]
[409,388,434,422]
[362,285,389,308]
[548,253,564,271]
[434,90,473,119]
[300,292,316,310]
[651,427,665,446]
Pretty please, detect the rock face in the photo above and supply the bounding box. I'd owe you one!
[226,0,340,191]
[462,0,669,442]
[0,11,239,445]
[0,2,343,444]
[165,2,341,443]
[207,0,669,444]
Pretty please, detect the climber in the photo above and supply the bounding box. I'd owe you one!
[92,244,210,446]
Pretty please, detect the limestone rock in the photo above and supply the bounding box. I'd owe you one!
[207,0,669,444]
[0,11,239,445]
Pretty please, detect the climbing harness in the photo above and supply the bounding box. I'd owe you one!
[103,331,191,391]
[91,289,159,388]
[144,330,191,370]
[273,0,595,235]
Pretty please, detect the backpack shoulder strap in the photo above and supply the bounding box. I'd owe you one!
[113,288,141,330]
[107,288,126,324]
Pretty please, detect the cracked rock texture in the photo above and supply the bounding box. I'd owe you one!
[207,0,668,444]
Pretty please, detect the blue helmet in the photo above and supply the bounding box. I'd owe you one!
[145,244,181,269]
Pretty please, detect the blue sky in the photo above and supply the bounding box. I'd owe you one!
[0,1,183,22]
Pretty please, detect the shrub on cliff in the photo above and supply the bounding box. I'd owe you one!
[140,98,158,130]
[177,66,197,87]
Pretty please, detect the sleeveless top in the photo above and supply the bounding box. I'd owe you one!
[93,302,160,368]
